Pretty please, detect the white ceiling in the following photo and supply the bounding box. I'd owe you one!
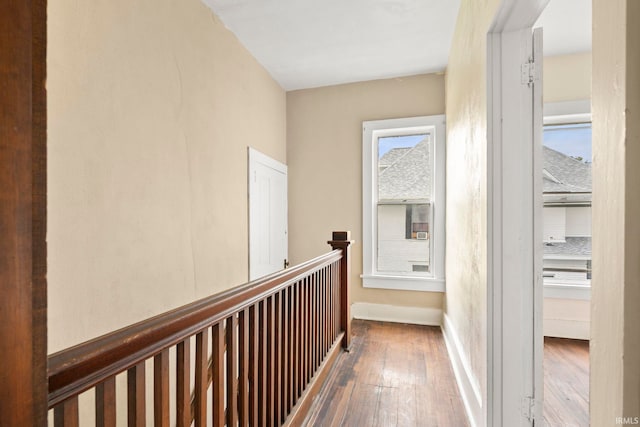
[203,0,591,91]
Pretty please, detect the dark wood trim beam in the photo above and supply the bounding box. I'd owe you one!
[0,0,47,425]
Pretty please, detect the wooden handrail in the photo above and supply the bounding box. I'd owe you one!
[48,249,341,407]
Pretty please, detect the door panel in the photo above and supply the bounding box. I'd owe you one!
[248,148,288,281]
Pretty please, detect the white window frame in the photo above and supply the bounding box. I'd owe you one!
[362,115,446,292]
[542,100,592,301]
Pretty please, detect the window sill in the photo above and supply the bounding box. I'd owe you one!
[361,274,445,292]
[543,282,591,300]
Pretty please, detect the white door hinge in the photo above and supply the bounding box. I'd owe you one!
[521,396,539,423]
[521,59,539,86]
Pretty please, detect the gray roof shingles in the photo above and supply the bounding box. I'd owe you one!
[543,236,591,257]
[378,137,432,201]
[542,146,591,193]
[377,142,591,203]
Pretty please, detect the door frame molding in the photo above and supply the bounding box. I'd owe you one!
[486,1,548,425]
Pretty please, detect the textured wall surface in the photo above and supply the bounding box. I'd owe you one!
[48,0,286,353]
[444,0,501,408]
[591,0,640,422]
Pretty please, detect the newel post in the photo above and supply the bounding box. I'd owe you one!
[328,231,354,350]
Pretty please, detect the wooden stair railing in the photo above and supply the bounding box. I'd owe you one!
[48,232,353,426]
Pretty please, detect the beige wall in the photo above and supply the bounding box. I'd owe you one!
[544,52,592,103]
[287,75,444,312]
[48,0,286,353]
[444,0,501,406]
[591,0,640,422]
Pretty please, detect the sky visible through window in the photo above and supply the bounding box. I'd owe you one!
[543,123,592,162]
[378,134,427,158]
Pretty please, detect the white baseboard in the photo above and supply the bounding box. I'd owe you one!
[350,302,442,326]
[543,318,590,340]
[442,313,482,427]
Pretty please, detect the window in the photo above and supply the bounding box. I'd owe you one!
[362,115,445,292]
[542,102,591,299]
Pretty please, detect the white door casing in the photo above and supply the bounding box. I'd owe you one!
[248,148,288,281]
[531,27,545,426]
[487,1,547,424]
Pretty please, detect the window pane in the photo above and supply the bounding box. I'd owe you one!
[543,123,591,163]
[377,203,431,274]
[376,133,433,275]
[378,134,432,201]
[542,122,592,286]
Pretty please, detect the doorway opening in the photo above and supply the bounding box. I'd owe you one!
[536,1,592,425]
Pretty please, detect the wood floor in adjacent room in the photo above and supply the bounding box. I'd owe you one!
[544,337,590,427]
[304,320,469,427]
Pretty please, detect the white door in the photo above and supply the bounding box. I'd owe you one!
[248,148,288,281]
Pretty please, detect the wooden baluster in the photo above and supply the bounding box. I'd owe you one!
[317,271,322,365]
[274,292,282,425]
[336,261,340,339]
[331,263,336,341]
[307,277,313,383]
[319,270,324,360]
[322,268,327,357]
[301,278,308,388]
[281,289,289,418]
[311,271,321,370]
[333,261,338,341]
[54,397,79,427]
[312,272,318,372]
[127,362,146,427]
[315,273,319,360]
[154,349,170,426]
[313,270,322,364]
[287,283,298,414]
[227,314,239,426]
[292,283,300,405]
[267,297,276,426]
[212,322,225,426]
[239,309,250,426]
[285,287,293,414]
[96,377,116,427]
[258,300,268,426]
[307,276,313,383]
[194,329,209,427]
[176,339,191,427]
[329,232,353,350]
[249,305,259,426]
[320,270,324,358]
[328,266,333,349]
[326,267,330,354]
[335,261,340,340]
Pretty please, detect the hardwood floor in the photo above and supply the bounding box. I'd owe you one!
[304,320,469,427]
[544,337,590,427]
[305,320,589,427]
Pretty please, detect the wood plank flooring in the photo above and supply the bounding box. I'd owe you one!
[304,320,469,427]
[305,320,589,427]
[544,337,589,427]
